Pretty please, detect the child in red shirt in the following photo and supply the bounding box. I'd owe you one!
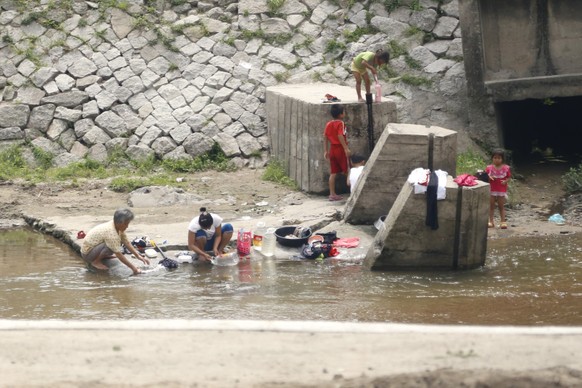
[323,104,351,201]
[486,149,511,229]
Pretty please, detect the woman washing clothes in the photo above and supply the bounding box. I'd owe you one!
[187,207,233,262]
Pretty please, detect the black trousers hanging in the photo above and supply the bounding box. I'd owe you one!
[426,171,439,230]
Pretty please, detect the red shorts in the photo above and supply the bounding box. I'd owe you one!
[329,145,348,174]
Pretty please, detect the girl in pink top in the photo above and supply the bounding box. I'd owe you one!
[485,149,511,229]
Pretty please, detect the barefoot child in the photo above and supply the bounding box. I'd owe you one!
[81,208,149,274]
[350,49,390,102]
[323,104,350,201]
[486,149,511,229]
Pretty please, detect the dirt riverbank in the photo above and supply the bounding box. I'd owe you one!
[1,162,581,237]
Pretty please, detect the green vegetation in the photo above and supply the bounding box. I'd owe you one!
[2,34,13,44]
[343,26,379,43]
[311,71,324,82]
[400,74,432,87]
[404,26,422,37]
[0,143,236,193]
[410,0,422,11]
[388,40,407,58]
[325,39,346,53]
[293,36,313,50]
[161,143,235,174]
[384,0,401,12]
[562,164,582,194]
[274,71,290,82]
[283,59,302,70]
[404,55,421,70]
[456,150,487,176]
[241,29,266,41]
[267,0,285,14]
[262,159,297,189]
[379,64,399,79]
[265,33,293,46]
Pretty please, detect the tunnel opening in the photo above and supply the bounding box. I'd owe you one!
[496,96,582,166]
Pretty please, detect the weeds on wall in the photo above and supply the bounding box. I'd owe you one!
[343,26,379,43]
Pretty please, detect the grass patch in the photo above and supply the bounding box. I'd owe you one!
[388,40,407,58]
[384,0,401,12]
[0,143,236,192]
[325,39,346,53]
[562,163,582,194]
[262,159,297,189]
[404,55,421,70]
[161,143,235,173]
[456,150,487,176]
[343,26,379,43]
[400,74,432,87]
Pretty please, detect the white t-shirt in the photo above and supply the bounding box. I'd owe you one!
[188,213,223,239]
[349,166,364,191]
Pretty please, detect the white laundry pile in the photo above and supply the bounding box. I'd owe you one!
[407,168,448,199]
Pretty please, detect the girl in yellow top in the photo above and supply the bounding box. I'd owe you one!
[351,49,390,102]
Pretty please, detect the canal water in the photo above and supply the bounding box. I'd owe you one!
[0,227,580,325]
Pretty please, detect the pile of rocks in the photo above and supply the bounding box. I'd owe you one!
[0,0,467,168]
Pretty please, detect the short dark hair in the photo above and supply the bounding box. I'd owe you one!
[491,148,505,162]
[330,104,344,119]
[198,207,213,228]
[376,49,390,64]
[351,154,366,164]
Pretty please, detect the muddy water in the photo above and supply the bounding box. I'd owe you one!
[0,228,580,325]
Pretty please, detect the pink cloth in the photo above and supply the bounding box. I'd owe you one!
[454,174,478,187]
[333,237,360,248]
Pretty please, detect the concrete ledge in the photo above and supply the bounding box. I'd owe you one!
[2,319,582,334]
[1,319,581,387]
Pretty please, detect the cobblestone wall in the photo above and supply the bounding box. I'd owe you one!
[0,0,467,168]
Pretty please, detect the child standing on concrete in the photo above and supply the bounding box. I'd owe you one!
[323,104,351,201]
[486,149,511,229]
[347,154,366,192]
[351,49,390,102]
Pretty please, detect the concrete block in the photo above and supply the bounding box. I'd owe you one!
[364,176,489,270]
[345,123,457,225]
[265,83,397,193]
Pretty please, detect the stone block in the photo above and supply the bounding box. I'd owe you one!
[266,83,397,193]
[345,123,457,224]
[364,177,489,270]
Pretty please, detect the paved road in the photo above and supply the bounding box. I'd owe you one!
[1,320,581,387]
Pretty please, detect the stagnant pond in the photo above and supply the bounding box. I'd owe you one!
[0,227,580,325]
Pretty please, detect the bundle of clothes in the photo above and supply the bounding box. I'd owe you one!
[299,231,360,260]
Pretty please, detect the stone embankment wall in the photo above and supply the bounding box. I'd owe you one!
[0,0,467,168]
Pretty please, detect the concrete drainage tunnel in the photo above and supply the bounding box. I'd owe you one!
[495,96,582,165]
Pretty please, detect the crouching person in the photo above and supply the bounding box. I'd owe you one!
[81,208,150,275]
[187,207,233,262]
